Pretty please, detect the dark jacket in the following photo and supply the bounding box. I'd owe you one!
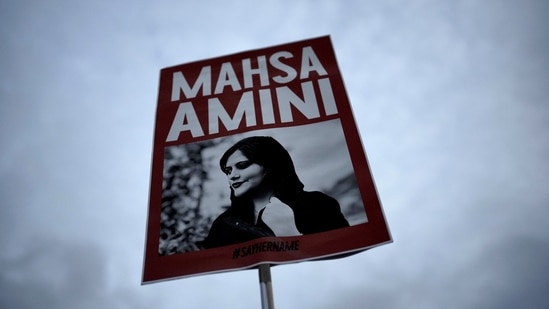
[285,191,349,234]
[200,191,349,249]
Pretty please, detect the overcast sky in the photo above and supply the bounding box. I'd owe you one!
[1,1,548,308]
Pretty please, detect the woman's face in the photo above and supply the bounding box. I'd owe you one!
[223,150,267,197]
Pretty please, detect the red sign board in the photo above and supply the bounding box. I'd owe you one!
[142,36,391,283]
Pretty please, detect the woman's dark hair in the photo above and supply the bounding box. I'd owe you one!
[220,136,304,202]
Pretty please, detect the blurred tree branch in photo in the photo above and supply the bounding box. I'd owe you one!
[159,141,219,255]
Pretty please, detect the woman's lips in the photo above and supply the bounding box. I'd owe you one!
[232,182,243,188]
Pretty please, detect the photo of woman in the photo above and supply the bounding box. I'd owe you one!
[159,120,368,255]
[199,136,350,249]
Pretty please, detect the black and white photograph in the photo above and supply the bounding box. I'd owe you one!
[159,119,367,254]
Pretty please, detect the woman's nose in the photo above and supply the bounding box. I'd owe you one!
[229,170,239,179]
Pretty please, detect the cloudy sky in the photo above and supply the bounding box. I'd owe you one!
[1,0,548,308]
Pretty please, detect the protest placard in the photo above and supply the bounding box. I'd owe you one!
[142,36,391,283]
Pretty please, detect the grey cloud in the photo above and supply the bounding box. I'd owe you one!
[462,236,549,309]
[1,1,549,309]
[1,239,106,308]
